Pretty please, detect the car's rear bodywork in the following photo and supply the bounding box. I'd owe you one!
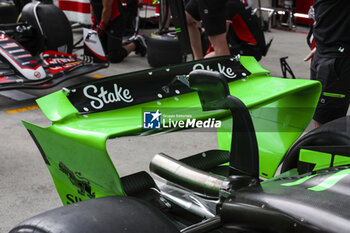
[13,55,350,233]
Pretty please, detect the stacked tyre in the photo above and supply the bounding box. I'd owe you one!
[146,31,183,67]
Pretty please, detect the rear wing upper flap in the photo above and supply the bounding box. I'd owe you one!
[35,56,268,122]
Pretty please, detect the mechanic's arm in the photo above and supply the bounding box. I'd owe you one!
[304,47,316,62]
[101,0,113,25]
[90,5,96,28]
[96,0,114,35]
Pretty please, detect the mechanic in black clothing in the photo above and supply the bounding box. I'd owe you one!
[304,0,350,127]
[185,0,230,60]
[206,0,267,61]
[90,0,146,63]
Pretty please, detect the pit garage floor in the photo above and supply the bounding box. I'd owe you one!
[0,26,345,232]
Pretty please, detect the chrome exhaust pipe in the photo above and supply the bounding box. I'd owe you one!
[150,153,225,197]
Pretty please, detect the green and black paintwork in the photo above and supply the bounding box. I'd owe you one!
[16,55,350,233]
[221,165,350,232]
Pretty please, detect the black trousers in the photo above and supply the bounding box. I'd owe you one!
[311,54,350,124]
[90,0,128,63]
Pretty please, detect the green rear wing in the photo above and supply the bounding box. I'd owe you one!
[23,56,321,205]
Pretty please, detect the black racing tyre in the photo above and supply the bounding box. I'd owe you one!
[10,196,180,233]
[146,31,182,67]
[19,2,73,55]
[281,116,350,174]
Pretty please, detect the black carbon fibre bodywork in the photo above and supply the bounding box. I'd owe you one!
[222,166,350,233]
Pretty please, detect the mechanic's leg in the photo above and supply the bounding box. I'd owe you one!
[312,56,350,127]
[122,43,136,54]
[104,16,131,63]
[165,9,172,29]
[106,31,129,63]
[161,0,172,30]
[204,51,215,58]
[204,23,230,58]
[108,37,145,62]
[109,43,136,63]
[108,48,128,63]
[314,120,323,128]
[207,32,230,57]
[186,11,203,60]
[198,0,229,58]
